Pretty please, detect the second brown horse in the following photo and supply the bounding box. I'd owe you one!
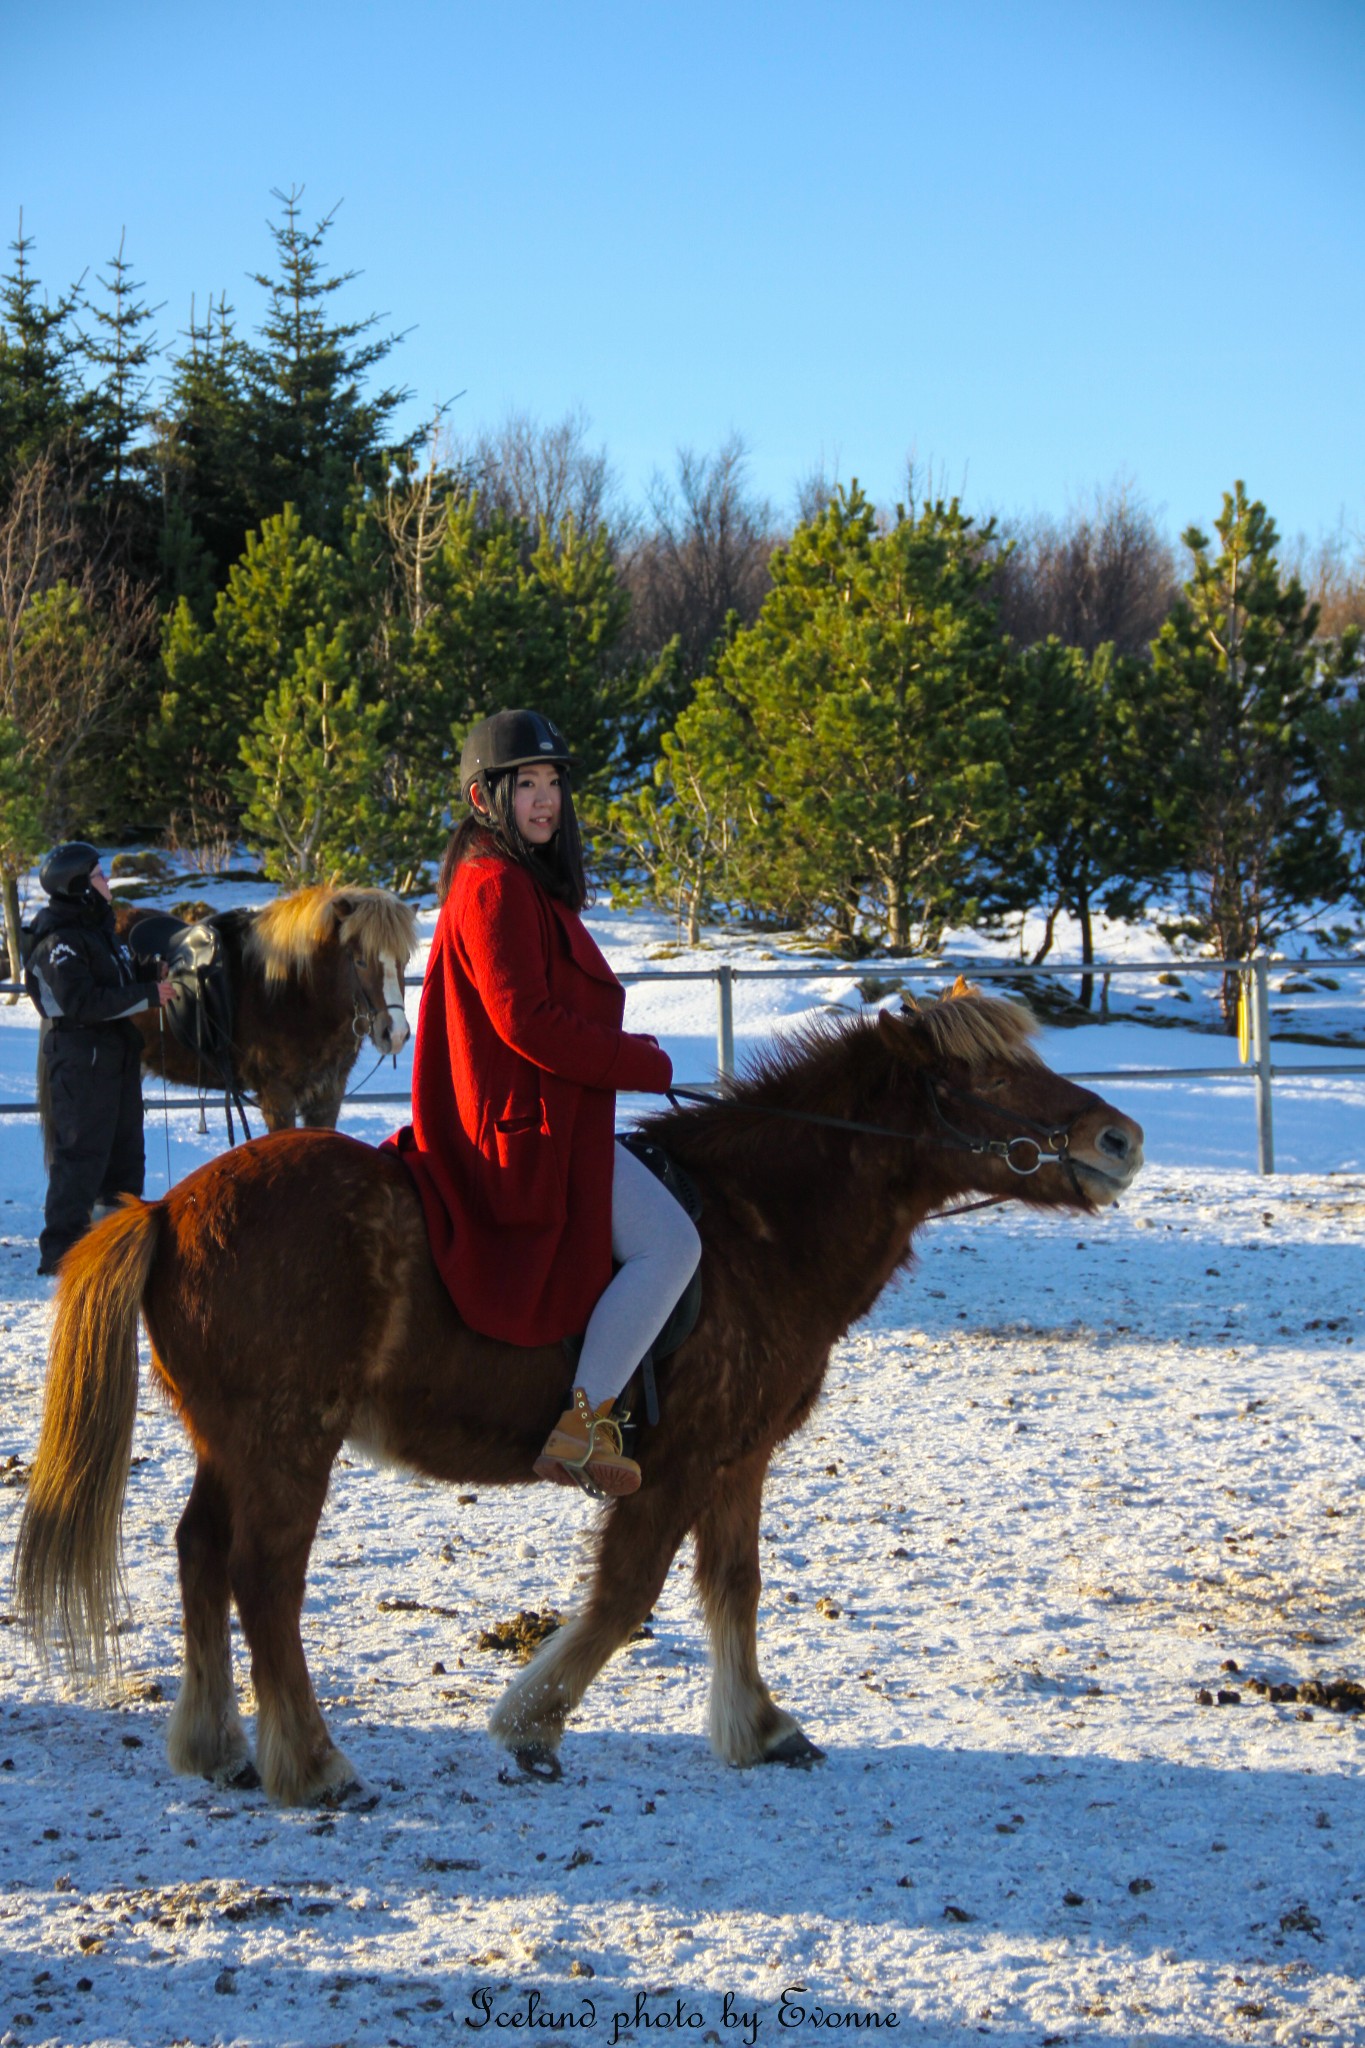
[121,883,417,1130]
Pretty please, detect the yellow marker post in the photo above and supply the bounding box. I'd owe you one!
[1237,973,1251,1064]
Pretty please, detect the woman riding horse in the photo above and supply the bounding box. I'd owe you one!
[387,708,700,1496]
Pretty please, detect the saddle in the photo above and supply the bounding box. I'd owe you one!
[131,912,248,1139]
[563,1133,704,1428]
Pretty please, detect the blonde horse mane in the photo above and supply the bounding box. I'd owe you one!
[729,980,1041,1113]
[902,979,1042,1067]
[245,886,418,986]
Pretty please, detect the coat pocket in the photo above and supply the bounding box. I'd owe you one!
[91,1036,128,1075]
[481,1096,564,1228]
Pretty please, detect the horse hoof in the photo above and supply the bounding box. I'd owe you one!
[217,1758,261,1792]
[502,1744,563,1784]
[318,1779,378,1812]
[763,1731,826,1768]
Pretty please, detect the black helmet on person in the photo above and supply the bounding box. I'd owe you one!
[39,841,102,900]
[459,709,574,806]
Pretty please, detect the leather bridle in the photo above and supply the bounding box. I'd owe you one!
[922,1077,1076,1175]
[921,1076,1088,1204]
[349,955,407,1045]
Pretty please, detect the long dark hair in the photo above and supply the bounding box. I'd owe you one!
[437,767,588,910]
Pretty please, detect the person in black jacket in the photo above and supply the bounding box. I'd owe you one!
[23,842,174,1276]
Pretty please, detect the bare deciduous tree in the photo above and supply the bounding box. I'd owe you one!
[447,405,620,539]
[1282,526,1365,642]
[991,483,1177,658]
[623,434,776,678]
[369,410,460,634]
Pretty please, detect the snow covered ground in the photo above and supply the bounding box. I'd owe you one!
[1,873,1363,2047]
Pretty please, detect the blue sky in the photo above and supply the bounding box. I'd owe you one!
[6,0,1363,545]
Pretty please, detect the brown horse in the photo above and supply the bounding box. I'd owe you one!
[117,884,417,1131]
[15,986,1143,1803]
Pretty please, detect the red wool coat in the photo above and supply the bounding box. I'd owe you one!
[386,851,673,1345]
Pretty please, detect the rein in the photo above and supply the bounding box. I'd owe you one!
[664,1076,1089,1219]
[665,1079,1080,1172]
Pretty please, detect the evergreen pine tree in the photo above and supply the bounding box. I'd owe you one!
[156,504,353,835]
[238,620,387,885]
[79,230,160,530]
[392,494,634,811]
[152,293,257,607]
[1151,483,1355,1009]
[240,187,413,543]
[0,217,86,478]
[604,673,757,941]
[683,485,1012,951]
[1316,674,1365,857]
[524,513,632,787]
[1306,620,1364,883]
[991,638,1168,1004]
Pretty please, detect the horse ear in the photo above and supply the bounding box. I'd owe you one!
[948,973,977,1000]
[877,1008,915,1053]
[899,991,920,1013]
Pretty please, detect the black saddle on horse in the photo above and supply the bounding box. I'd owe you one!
[130,911,248,1138]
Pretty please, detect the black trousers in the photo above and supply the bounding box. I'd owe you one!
[40,1029,145,1270]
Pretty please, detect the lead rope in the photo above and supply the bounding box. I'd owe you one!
[158,1003,173,1188]
[340,1047,393,1103]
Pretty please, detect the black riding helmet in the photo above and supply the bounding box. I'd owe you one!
[459,709,575,807]
[39,840,102,899]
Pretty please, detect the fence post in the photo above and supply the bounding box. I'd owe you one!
[1251,955,1274,1175]
[715,964,735,1081]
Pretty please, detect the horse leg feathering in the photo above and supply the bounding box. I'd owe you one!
[227,1449,359,1806]
[488,1485,694,1767]
[694,1448,823,1766]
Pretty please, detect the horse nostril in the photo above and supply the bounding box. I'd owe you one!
[1098,1127,1130,1160]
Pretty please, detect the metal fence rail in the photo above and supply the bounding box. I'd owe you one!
[617,955,1364,1175]
[4,956,1364,1174]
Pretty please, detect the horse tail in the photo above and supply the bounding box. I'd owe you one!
[36,1017,53,1171]
[13,1200,163,1676]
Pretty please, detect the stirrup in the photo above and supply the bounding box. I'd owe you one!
[559,1387,626,1469]
[556,1384,618,1499]
[564,1463,609,1503]
[534,1389,641,1496]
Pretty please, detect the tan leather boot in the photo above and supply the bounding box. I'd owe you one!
[533,1389,641,1496]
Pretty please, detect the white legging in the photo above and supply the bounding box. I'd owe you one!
[574,1140,703,1411]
